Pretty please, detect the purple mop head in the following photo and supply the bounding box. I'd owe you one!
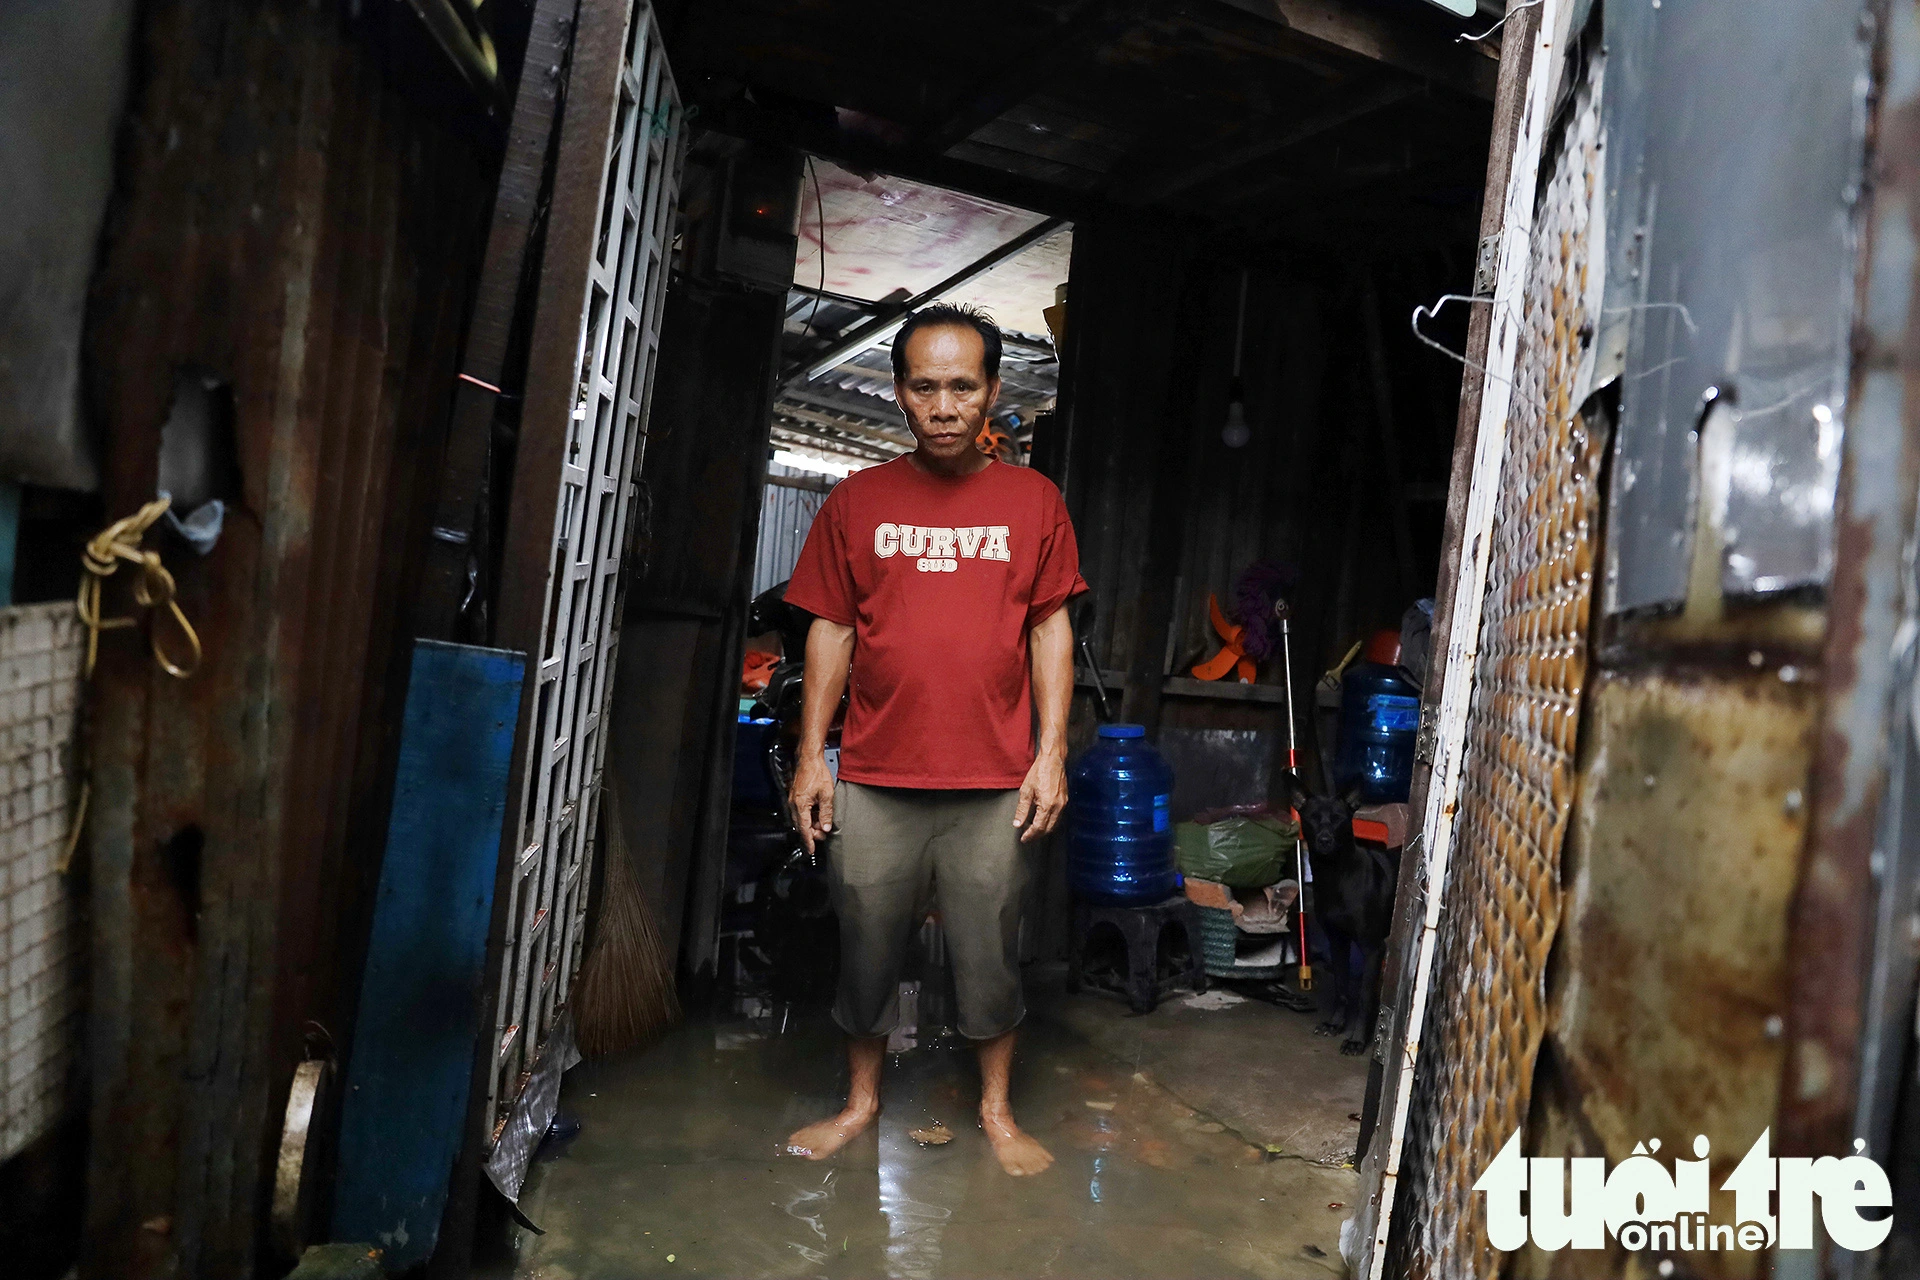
[1229,561,1298,662]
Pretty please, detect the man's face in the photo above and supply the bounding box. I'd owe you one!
[894,324,1001,464]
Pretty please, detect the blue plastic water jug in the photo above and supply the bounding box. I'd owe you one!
[1334,662,1420,804]
[1066,724,1178,905]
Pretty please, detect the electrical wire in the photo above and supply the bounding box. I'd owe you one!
[803,157,827,339]
[1458,0,1544,43]
[1232,268,1248,378]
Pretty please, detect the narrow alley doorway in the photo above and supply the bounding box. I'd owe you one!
[509,157,1389,1276]
[486,0,1496,1273]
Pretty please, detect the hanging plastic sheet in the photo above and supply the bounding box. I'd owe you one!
[484,1009,583,1209]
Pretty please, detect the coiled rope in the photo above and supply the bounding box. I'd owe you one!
[77,497,202,679]
[60,498,202,870]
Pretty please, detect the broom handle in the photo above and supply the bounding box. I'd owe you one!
[1279,614,1311,991]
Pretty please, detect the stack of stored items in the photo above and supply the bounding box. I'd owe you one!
[1174,804,1300,978]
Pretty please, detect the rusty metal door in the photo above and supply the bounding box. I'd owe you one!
[487,0,684,1137]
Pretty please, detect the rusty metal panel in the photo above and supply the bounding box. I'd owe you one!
[1519,670,1817,1280]
[1386,43,1606,1277]
[486,0,685,1154]
[77,3,495,1273]
[1782,0,1920,1250]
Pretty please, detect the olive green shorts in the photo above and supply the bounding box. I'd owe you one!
[826,780,1032,1040]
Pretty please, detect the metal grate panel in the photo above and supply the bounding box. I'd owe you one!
[1389,57,1607,1277]
[489,1,683,1126]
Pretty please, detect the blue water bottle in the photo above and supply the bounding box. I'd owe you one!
[1066,724,1178,905]
[1333,630,1421,803]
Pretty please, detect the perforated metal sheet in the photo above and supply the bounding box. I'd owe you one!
[1389,58,1607,1278]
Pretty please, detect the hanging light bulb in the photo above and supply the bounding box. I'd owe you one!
[1222,268,1251,448]
[1222,378,1250,449]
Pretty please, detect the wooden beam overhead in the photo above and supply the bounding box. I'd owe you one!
[1164,0,1390,81]
[1222,139,1472,225]
[697,99,1158,226]
[695,0,1492,229]
[1205,0,1498,100]
[1117,75,1422,204]
[1243,193,1482,249]
[910,0,1155,155]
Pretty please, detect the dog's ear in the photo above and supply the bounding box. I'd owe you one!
[1279,770,1312,813]
[1340,787,1364,813]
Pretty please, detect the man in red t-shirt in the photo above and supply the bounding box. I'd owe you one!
[781,303,1086,1177]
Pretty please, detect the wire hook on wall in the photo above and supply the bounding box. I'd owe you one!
[1409,292,1516,388]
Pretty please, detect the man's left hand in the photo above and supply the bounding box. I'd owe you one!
[1014,753,1067,844]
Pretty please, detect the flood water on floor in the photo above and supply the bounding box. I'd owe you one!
[505,1004,1359,1279]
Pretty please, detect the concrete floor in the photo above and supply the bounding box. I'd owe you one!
[501,969,1366,1279]
[1028,967,1368,1166]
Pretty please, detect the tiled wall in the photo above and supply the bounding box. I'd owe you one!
[0,602,85,1161]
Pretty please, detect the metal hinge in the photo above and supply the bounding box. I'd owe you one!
[1473,232,1502,296]
[1415,702,1440,764]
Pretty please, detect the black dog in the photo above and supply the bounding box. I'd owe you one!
[1286,776,1399,1056]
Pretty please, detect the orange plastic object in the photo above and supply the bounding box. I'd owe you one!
[1364,628,1401,666]
[740,650,778,694]
[1191,592,1257,683]
[975,422,1014,460]
[1352,817,1392,845]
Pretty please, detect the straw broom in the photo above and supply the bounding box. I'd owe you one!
[573,777,679,1057]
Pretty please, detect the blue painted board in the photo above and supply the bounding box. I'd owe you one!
[332,640,525,1267]
[0,479,18,607]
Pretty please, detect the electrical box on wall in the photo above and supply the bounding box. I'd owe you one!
[714,142,802,292]
[675,135,802,291]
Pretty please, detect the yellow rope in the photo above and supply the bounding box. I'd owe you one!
[76,497,202,680]
[59,498,203,871]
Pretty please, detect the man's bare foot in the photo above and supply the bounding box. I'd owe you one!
[981,1109,1054,1176]
[784,1104,877,1160]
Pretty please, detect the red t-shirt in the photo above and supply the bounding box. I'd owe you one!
[784,456,1088,789]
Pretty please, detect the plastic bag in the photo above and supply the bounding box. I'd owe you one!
[1174,812,1296,888]
[1399,597,1435,692]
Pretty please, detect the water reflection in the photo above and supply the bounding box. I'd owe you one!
[502,1009,1359,1280]
[880,1120,954,1279]
[782,1168,835,1266]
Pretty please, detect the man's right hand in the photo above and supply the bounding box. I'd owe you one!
[790,751,836,855]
